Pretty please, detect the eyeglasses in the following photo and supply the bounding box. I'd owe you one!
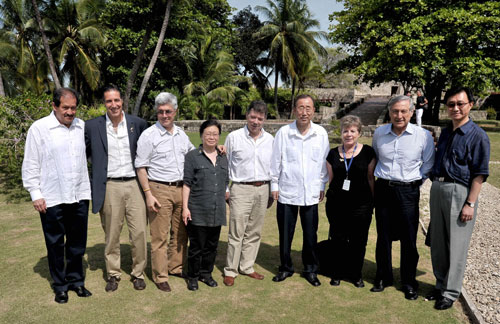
[157,109,175,115]
[446,102,470,109]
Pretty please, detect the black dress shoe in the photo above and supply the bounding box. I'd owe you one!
[199,277,218,287]
[272,271,293,282]
[54,291,68,304]
[370,279,392,292]
[330,278,340,286]
[71,286,92,297]
[403,286,418,300]
[435,296,454,310]
[353,278,364,288]
[425,289,441,301]
[105,277,120,292]
[303,273,321,287]
[187,279,198,291]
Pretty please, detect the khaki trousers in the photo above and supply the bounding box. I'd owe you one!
[100,179,147,280]
[149,181,187,283]
[224,183,269,277]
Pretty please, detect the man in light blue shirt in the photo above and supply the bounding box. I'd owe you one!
[370,95,434,300]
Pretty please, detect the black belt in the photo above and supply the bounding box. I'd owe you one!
[152,180,183,187]
[433,176,460,183]
[378,178,422,187]
[238,181,270,187]
[107,177,136,181]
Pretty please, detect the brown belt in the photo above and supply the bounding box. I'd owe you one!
[238,181,270,187]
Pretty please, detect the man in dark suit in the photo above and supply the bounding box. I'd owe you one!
[85,85,148,292]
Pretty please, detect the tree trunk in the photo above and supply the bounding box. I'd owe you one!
[132,0,173,116]
[31,0,61,89]
[0,71,5,97]
[289,77,296,119]
[123,25,152,113]
[274,61,279,117]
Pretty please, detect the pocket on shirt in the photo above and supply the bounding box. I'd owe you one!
[311,180,321,199]
[286,146,299,162]
[452,149,467,166]
[279,180,298,200]
[311,146,321,162]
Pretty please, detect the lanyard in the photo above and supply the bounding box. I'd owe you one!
[342,143,357,179]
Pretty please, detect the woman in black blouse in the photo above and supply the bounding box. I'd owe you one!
[182,118,229,291]
[325,115,376,288]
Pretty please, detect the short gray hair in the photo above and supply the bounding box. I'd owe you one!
[154,92,178,111]
[340,115,362,133]
[387,95,414,111]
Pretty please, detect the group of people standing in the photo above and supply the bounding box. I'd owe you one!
[23,85,489,313]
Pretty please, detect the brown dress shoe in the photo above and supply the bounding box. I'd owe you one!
[244,272,264,280]
[155,281,171,292]
[223,276,235,286]
[133,278,146,290]
[105,277,120,292]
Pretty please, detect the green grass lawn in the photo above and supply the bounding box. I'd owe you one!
[0,193,468,323]
[3,126,493,323]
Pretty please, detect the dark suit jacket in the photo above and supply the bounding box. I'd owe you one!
[85,114,148,214]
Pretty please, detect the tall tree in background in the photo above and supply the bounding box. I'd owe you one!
[31,0,61,89]
[255,0,326,113]
[183,35,243,119]
[48,0,106,99]
[132,0,172,116]
[330,0,500,123]
[231,6,270,96]
[0,0,49,95]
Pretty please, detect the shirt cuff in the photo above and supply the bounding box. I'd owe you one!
[30,189,43,202]
[271,183,279,192]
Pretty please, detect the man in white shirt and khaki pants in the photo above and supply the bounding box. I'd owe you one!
[136,92,195,292]
[22,88,92,303]
[270,94,330,287]
[223,101,274,286]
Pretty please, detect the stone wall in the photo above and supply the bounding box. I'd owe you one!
[175,120,336,135]
[439,110,488,120]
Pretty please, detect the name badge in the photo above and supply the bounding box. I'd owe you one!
[342,179,351,191]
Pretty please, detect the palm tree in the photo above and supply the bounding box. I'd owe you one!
[47,0,106,97]
[182,36,243,119]
[0,0,49,94]
[31,0,61,89]
[255,0,326,113]
[0,30,19,96]
[132,0,173,116]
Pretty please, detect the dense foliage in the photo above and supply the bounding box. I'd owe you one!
[330,0,500,122]
[0,93,104,198]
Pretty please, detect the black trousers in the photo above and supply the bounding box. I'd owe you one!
[374,179,420,289]
[276,202,319,274]
[186,224,221,280]
[40,200,89,292]
[325,199,373,280]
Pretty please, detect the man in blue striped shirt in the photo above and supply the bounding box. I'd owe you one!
[370,95,435,300]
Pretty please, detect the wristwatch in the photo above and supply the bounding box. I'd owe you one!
[465,201,475,208]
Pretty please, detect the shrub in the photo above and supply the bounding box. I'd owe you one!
[486,106,497,120]
[0,93,105,200]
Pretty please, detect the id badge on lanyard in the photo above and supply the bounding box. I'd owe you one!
[342,143,357,191]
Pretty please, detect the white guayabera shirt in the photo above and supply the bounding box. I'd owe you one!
[225,125,274,182]
[22,112,91,208]
[270,121,330,206]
